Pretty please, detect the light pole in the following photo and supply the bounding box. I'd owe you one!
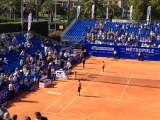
[67,0,70,25]
[21,0,23,33]
[36,0,39,21]
[55,0,57,31]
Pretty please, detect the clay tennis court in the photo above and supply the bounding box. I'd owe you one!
[8,58,160,120]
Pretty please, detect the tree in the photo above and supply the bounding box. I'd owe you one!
[110,4,122,18]
[69,7,77,21]
[128,0,160,21]
[25,0,36,18]
[0,0,19,19]
[80,0,108,19]
[41,0,55,22]
[149,0,160,20]
[128,0,148,20]
[41,0,66,22]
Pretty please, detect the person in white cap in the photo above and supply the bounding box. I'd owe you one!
[3,58,8,64]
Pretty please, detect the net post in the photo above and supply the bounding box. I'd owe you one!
[74,71,76,80]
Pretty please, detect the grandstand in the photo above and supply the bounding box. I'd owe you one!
[0,21,160,120]
[62,20,160,61]
[62,20,160,46]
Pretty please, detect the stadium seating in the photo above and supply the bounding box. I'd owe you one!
[63,20,160,47]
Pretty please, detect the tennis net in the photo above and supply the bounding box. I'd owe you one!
[81,74,160,88]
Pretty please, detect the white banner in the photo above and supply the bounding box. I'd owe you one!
[28,13,32,31]
[91,5,95,19]
[122,7,125,19]
[147,6,151,24]
[130,5,133,20]
[106,7,109,19]
[56,70,68,79]
[77,6,81,18]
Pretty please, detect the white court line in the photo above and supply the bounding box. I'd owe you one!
[118,74,133,101]
[44,111,89,120]
[83,97,159,107]
[58,96,78,114]
[58,66,109,114]
[80,66,109,93]
[43,64,102,113]
[119,99,160,107]
[47,91,62,95]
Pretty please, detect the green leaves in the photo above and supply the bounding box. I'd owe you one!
[80,0,121,19]
[129,0,160,20]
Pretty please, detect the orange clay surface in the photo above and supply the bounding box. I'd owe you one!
[8,58,160,120]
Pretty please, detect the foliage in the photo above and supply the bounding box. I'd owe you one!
[149,0,160,20]
[25,0,36,14]
[80,0,107,18]
[48,31,62,42]
[48,31,62,38]
[0,0,20,18]
[42,0,55,21]
[128,0,160,20]
[80,0,121,19]
[0,16,18,23]
[69,7,77,21]
[42,0,66,22]
[109,4,122,18]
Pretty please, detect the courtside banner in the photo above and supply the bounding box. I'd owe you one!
[86,44,115,57]
[85,44,160,61]
[122,7,125,19]
[77,6,81,18]
[106,7,109,19]
[147,6,151,23]
[91,5,95,19]
[130,5,133,20]
[56,70,68,79]
[28,13,32,31]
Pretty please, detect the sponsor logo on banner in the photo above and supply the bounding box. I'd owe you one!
[92,46,114,51]
[126,48,155,54]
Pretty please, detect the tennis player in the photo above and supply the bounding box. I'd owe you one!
[102,61,105,72]
[78,80,81,96]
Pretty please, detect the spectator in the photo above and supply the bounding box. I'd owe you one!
[20,50,25,58]
[24,116,31,120]
[12,114,17,120]
[34,112,48,120]
[3,58,8,65]
[0,73,4,86]
[0,105,8,119]
[0,58,2,67]
[3,112,11,120]
[138,52,143,61]
[82,58,86,68]
[8,82,15,100]
[47,64,52,79]
[20,59,24,69]
[113,50,118,59]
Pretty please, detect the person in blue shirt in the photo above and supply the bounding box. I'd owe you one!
[33,69,39,84]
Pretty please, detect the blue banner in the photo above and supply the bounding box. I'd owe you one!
[85,44,160,61]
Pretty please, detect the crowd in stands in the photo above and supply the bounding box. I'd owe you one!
[84,20,160,48]
[0,104,47,120]
[0,32,74,90]
[0,32,78,119]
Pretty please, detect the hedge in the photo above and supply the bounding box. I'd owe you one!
[0,21,49,36]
